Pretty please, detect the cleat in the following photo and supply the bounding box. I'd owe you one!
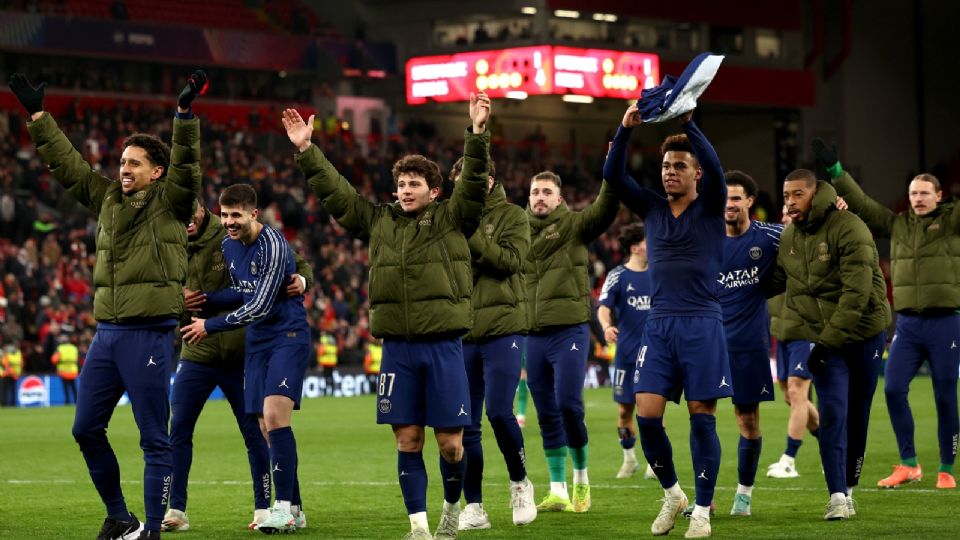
[877,464,922,488]
[510,477,537,526]
[249,508,270,530]
[846,496,856,517]
[824,497,849,521]
[458,503,490,530]
[161,508,190,532]
[682,502,715,519]
[937,472,957,489]
[293,510,306,529]
[684,513,711,538]
[402,529,433,540]
[644,463,658,480]
[652,492,688,535]
[766,459,799,479]
[97,512,143,540]
[617,459,640,479]
[257,503,296,535]
[137,532,161,540]
[434,501,460,540]
[516,415,526,428]
[536,492,573,512]
[572,483,591,513]
[730,493,751,516]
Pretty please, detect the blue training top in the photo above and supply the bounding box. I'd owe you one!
[602,120,727,320]
[204,223,310,351]
[598,265,652,363]
[719,221,783,351]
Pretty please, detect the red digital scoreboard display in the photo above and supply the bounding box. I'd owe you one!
[406,46,659,105]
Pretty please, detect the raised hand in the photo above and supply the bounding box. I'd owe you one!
[811,138,839,168]
[9,73,46,116]
[469,91,491,133]
[622,103,642,128]
[282,108,315,152]
[178,70,208,110]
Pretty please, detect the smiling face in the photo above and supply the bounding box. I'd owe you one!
[220,204,259,244]
[783,179,816,223]
[724,184,754,227]
[529,179,562,217]
[909,178,941,216]
[396,173,439,214]
[661,151,701,198]
[118,146,163,194]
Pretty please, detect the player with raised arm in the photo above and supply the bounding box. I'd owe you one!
[447,157,537,530]
[284,93,490,540]
[9,70,205,540]
[180,184,312,535]
[597,223,654,481]
[602,103,729,538]
[814,140,960,490]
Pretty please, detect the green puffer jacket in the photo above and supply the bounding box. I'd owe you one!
[771,181,890,348]
[296,129,488,339]
[525,182,620,331]
[464,183,530,341]
[768,294,807,343]
[28,113,200,322]
[180,211,314,364]
[833,171,960,313]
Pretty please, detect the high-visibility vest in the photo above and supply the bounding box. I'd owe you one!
[53,343,80,380]
[3,349,23,378]
[364,342,383,374]
[318,335,338,368]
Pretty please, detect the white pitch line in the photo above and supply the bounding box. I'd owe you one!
[4,478,947,493]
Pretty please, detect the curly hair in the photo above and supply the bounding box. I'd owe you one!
[123,133,170,178]
[392,155,443,189]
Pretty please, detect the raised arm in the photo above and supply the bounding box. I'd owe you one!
[205,227,290,334]
[602,104,662,218]
[164,70,207,221]
[682,116,726,214]
[285,108,377,240]
[468,203,529,279]
[13,74,112,214]
[448,92,491,234]
[812,139,894,236]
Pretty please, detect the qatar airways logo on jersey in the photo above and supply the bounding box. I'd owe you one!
[627,295,651,311]
[235,279,258,293]
[717,266,760,288]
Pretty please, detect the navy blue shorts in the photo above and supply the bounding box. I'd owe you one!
[777,340,813,382]
[613,350,640,405]
[634,316,733,403]
[729,349,775,405]
[244,341,310,414]
[376,337,471,428]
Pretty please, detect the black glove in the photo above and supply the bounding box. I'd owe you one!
[811,138,843,179]
[8,73,46,115]
[177,69,208,110]
[807,343,831,377]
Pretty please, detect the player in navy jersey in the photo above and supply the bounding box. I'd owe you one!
[181,184,311,534]
[715,171,783,517]
[597,223,654,480]
[603,104,729,539]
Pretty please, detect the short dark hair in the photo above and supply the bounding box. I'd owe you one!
[449,156,496,182]
[914,173,941,191]
[618,222,645,252]
[123,133,170,178]
[660,134,693,158]
[219,184,258,210]
[532,171,561,188]
[785,168,817,187]
[393,155,443,189]
[724,170,758,198]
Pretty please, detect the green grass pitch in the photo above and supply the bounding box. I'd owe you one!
[1,377,956,538]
